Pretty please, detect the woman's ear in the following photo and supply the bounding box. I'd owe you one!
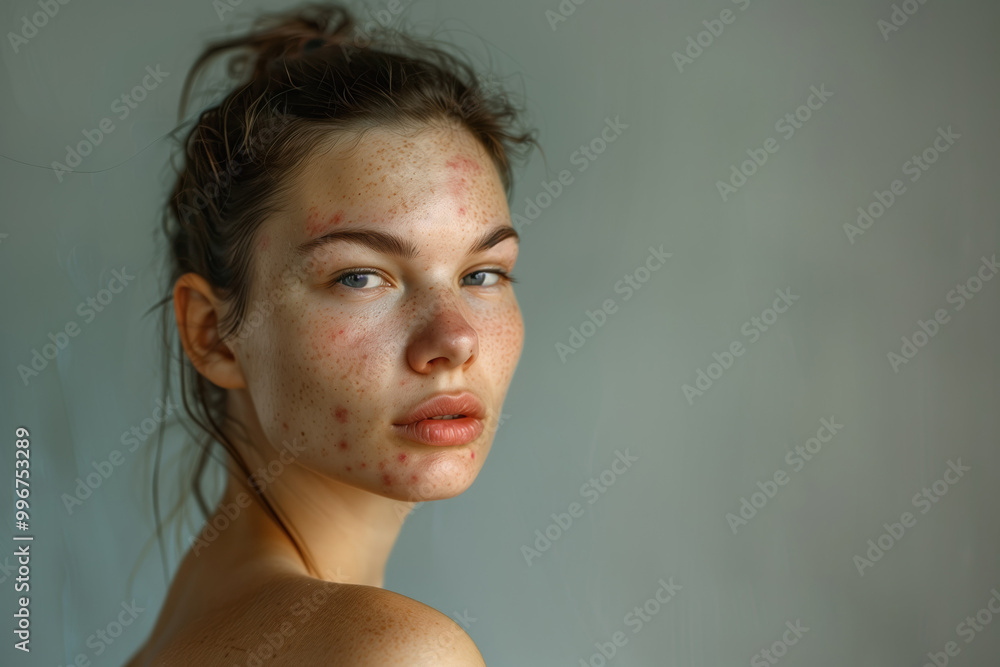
[173,273,247,389]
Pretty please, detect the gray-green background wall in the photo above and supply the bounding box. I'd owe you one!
[1,0,998,664]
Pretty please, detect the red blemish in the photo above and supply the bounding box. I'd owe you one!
[397,453,407,462]
[346,465,352,471]
[282,422,289,431]
[446,155,481,173]
[360,463,367,469]
[338,440,349,450]
[307,208,347,238]
[410,475,418,482]
[258,232,270,250]
[458,207,466,216]
[471,451,475,459]
[321,448,327,457]
[335,407,349,424]
[378,460,386,470]
[305,205,323,237]
[445,155,479,200]
[382,473,394,485]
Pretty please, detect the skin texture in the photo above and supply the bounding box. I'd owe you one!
[125,121,523,666]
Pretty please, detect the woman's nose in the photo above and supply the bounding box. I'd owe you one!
[405,302,479,374]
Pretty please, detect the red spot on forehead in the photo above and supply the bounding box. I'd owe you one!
[305,207,348,238]
[397,453,407,462]
[446,155,481,173]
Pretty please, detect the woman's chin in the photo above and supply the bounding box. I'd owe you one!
[366,456,482,502]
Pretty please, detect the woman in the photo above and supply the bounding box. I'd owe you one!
[126,3,537,664]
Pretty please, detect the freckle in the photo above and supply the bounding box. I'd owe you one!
[338,440,349,450]
[397,453,407,462]
[282,422,289,431]
[321,448,327,457]
[335,407,349,424]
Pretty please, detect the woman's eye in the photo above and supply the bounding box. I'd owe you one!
[334,270,387,290]
[462,270,513,287]
[330,268,514,291]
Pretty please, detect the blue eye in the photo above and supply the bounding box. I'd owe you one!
[462,270,514,287]
[335,270,386,289]
[328,268,516,291]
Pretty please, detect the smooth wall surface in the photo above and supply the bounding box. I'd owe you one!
[1,0,998,665]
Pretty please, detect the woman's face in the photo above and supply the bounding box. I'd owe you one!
[228,122,523,502]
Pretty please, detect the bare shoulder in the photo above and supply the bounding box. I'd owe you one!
[293,582,487,666]
[137,575,486,666]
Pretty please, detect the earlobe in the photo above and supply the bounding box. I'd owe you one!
[173,273,247,389]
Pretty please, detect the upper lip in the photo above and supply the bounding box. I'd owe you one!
[394,392,486,425]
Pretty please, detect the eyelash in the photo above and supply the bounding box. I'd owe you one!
[325,267,517,291]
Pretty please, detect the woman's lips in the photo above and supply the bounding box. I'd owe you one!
[391,417,485,446]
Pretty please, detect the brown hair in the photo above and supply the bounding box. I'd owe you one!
[137,1,539,584]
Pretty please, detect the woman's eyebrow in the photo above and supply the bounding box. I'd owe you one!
[294,224,519,259]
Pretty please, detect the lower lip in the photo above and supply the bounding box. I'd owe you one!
[392,417,484,446]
